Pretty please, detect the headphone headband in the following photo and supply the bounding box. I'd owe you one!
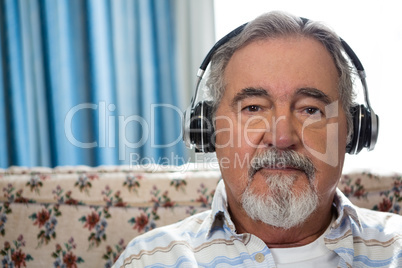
[190,23,248,110]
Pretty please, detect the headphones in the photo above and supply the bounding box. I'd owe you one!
[182,18,379,155]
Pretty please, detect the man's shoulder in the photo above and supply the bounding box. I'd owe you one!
[114,210,213,267]
[356,206,402,229]
[348,207,402,265]
[336,188,402,235]
[353,206,402,247]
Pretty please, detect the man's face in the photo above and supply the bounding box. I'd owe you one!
[214,36,348,227]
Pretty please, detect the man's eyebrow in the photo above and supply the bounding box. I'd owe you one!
[296,87,332,105]
[231,87,270,107]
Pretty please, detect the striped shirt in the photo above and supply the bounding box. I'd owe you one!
[113,180,402,268]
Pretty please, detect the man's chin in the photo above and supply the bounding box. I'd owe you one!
[241,175,319,229]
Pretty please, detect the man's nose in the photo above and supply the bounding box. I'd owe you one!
[262,110,300,150]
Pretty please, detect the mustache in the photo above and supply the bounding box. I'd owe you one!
[248,149,316,180]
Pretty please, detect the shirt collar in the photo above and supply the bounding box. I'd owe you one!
[331,188,363,231]
[206,179,237,238]
[323,189,364,266]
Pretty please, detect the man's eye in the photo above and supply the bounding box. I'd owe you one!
[304,107,321,115]
[244,105,261,112]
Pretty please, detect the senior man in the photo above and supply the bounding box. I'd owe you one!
[114,11,402,267]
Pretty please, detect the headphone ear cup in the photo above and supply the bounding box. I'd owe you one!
[356,106,369,154]
[189,101,215,153]
[203,101,216,152]
[347,105,361,154]
[347,104,371,154]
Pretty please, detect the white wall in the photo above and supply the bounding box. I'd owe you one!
[174,0,216,111]
[213,0,402,174]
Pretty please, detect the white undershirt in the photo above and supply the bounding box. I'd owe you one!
[269,222,340,267]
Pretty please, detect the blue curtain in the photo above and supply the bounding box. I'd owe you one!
[0,0,186,168]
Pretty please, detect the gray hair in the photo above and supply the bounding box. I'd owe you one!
[206,11,354,141]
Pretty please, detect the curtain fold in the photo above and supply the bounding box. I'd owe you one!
[1,0,31,166]
[0,0,187,168]
[86,0,118,165]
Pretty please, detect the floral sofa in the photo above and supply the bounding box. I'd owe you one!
[0,164,401,268]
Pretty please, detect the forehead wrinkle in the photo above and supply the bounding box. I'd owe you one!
[230,87,271,108]
[295,87,332,105]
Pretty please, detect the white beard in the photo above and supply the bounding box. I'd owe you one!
[241,173,318,229]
